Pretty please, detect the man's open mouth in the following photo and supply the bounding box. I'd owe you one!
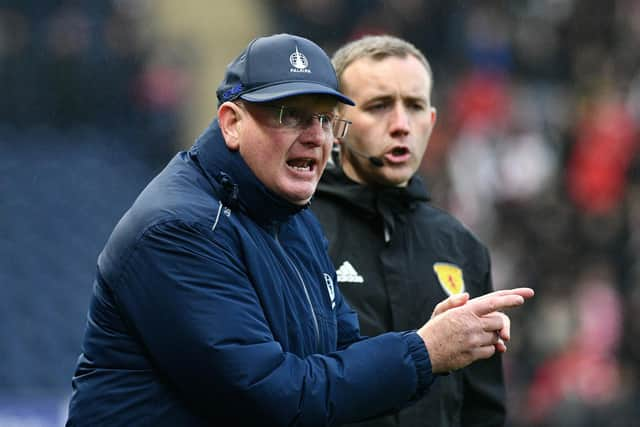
[390,146,409,156]
[287,158,316,172]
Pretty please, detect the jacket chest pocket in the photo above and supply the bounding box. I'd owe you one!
[280,282,338,356]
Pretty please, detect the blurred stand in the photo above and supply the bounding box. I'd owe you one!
[0,0,266,425]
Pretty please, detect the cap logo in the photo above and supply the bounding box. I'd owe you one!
[289,46,311,74]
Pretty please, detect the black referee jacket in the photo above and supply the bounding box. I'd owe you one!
[311,163,505,427]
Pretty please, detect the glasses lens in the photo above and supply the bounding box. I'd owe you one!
[333,119,351,139]
[273,106,344,136]
[317,114,335,131]
[278,106,303,128]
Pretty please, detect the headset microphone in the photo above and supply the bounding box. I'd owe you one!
[341,141,384,168]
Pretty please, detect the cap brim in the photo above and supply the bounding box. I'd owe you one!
[240,82,355,106]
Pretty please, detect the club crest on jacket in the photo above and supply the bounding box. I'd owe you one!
[324,273,336,309]
[433,262,465,296]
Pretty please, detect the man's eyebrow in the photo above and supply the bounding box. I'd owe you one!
[362,95,394,104]
[403,95,429,104]
[362,94,428,105]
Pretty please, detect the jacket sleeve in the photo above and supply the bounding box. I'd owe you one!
[461,248,506,426]
[112,220,434,426]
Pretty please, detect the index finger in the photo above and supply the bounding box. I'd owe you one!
[467,293,530,316]
[475,288,535,300]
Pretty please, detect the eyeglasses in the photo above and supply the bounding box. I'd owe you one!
[249,104,351,139]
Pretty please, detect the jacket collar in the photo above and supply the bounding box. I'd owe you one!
[189,119,306,227]
[315,163,430,239]
[316,163,430,211]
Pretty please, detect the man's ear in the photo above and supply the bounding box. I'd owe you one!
[218,102,243,151]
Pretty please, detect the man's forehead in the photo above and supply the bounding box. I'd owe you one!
[342,56,431,100]
[347,80,431,104]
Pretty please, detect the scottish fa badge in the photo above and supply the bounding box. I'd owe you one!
[324,273,336,309]
[433,262,465,296]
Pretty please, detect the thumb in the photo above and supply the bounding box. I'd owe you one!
[431,292,469,318]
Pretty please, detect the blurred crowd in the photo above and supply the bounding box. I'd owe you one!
[2,0,640,426]
[0,0,189,160]
[270,1,640,426]
[0,1,190,423]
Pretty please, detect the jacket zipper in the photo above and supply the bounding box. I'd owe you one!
[384,223,391,243]
[274,232,320,350]
[291,262,321,350]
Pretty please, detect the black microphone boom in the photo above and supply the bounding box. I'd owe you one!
[342,142,384,167]
[366,155,384,168]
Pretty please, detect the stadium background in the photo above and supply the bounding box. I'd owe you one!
[1,0,639,425]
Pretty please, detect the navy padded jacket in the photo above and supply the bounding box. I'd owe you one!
[67,120,434,426]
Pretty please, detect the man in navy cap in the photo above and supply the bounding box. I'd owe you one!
[66,34,533,426]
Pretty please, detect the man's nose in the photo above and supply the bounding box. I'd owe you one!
[388,104,411,135]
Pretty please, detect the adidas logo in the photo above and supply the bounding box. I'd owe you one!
[336,261,364,284]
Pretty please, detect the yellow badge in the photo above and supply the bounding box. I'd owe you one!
[433,262,465,296]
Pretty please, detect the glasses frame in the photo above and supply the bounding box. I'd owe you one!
[238,102,351,140]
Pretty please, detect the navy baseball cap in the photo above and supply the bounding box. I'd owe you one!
[216,34,355,106]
